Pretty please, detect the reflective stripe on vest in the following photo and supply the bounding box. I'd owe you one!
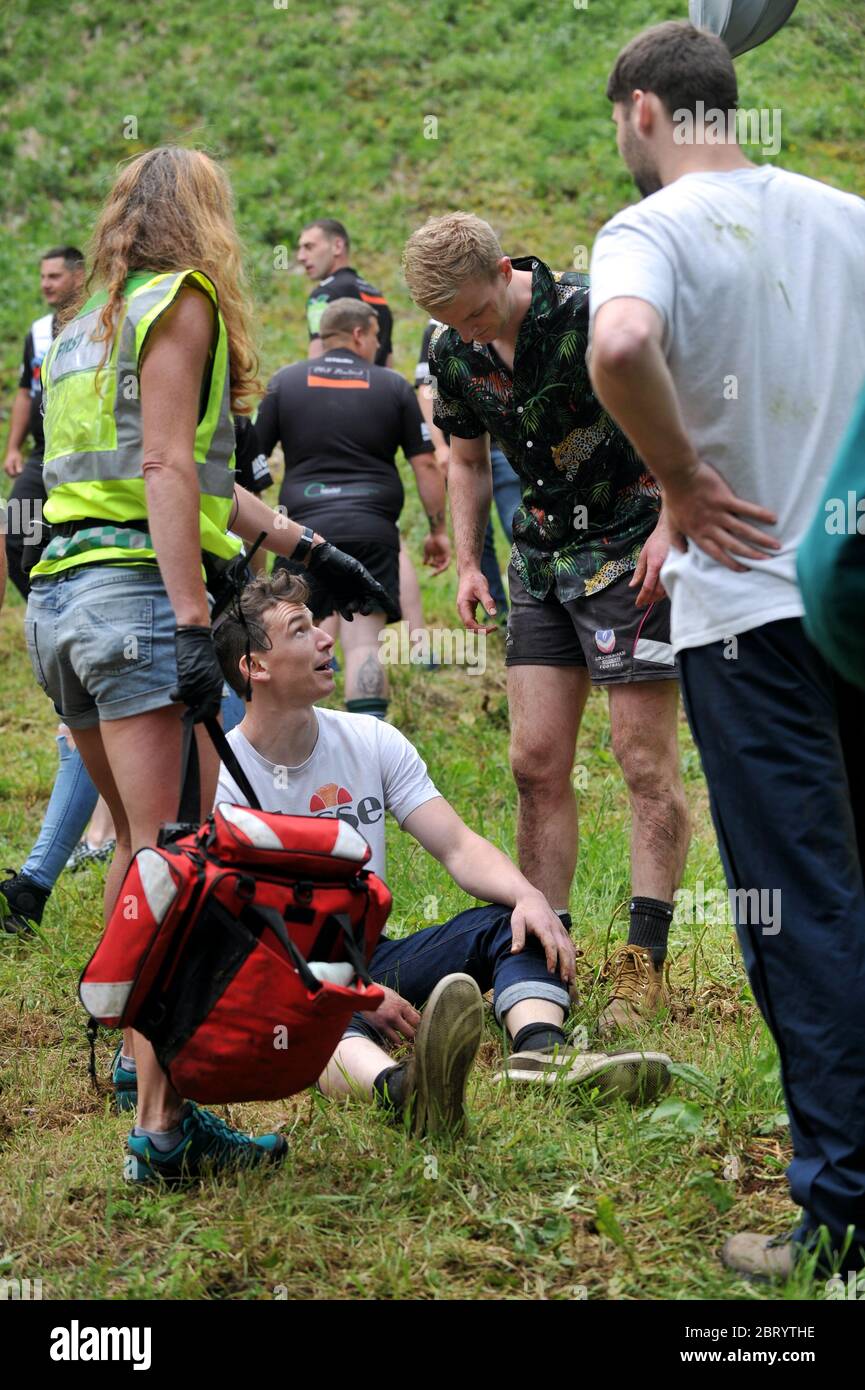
[40,270,237,555]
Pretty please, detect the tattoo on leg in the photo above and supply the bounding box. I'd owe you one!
[356,653,386,696]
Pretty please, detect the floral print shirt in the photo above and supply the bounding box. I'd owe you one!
[429,256,661,600]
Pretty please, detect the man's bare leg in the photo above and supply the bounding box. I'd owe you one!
[599,680,691,1033]
[399,541,424,636]
[320,1037,393,1098]
[84,795,115,849]
[341,610,389,713]
[608,681,690,901]
[508,665,591,908]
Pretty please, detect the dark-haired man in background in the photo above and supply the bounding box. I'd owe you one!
[3,246,85,598]
[298,218,394,367]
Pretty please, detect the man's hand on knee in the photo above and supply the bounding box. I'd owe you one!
[510,894,576,984]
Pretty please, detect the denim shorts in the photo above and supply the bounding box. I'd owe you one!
[25,565,180,729]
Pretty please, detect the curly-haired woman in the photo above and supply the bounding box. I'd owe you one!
[27,146,386,1182]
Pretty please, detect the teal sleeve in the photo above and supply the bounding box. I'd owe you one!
[798,382,865,689]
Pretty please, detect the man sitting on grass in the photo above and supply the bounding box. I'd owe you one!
[206,569,672,1136]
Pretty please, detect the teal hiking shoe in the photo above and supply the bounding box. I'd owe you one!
[111,1045,138,1113]
[125,1103,287,1184]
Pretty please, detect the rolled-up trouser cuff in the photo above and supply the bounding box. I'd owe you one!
[342,1013,387,1045]
[494,979,571,1025]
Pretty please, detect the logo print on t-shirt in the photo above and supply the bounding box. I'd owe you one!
[308,782,384,829]
[309,783,352,813]
[594,628,617,654]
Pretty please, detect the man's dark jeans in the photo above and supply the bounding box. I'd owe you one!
[345,903,571,1042]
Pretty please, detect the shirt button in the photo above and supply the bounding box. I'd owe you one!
[537,479,543,487]
[526,440,533,448]
[553,551,560,558]
[516,406,523,414]
[532,261,538,269]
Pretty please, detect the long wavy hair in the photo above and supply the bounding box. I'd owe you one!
[64,146,259,412]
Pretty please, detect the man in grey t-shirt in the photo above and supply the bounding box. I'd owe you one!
[588,19,865,1281]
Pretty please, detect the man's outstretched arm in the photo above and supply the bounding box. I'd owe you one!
[407,448,450,573]
[402,797,575,983]
[448,432,500,631]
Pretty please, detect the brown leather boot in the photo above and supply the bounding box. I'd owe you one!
[597,944,669,1037]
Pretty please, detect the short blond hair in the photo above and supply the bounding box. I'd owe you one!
[402,213,503,312]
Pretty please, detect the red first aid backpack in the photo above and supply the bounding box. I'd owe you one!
[79,715,389,1103]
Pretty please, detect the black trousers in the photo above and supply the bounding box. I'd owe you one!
[5,453,47,599]
[679,618,865,1271]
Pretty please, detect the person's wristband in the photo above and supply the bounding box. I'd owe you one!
[292,526,316,563]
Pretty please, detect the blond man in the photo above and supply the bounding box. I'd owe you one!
[402,214,690,1035]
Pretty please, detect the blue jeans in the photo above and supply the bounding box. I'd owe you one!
[345,903,571,1042]
[480,448,521,616]
[21,731,99,891]
[679,618,865,1273]
[20,687,247,894]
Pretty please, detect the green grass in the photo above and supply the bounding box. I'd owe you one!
[1,0,864,382]
[2,0,862,1301]
[0,574,818,1302]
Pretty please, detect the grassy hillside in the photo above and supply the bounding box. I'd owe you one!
[1,0,863,1303]
[1,0,864,385]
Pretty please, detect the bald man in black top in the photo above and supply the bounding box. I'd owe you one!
[255,298,449,721]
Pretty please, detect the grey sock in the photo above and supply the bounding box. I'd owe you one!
[120,1053,137,1073]
[134,1104,190,1153]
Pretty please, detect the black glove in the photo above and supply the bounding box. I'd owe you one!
[306,541,396,622]
[171,626,224,721]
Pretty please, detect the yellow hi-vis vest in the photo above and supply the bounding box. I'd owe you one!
[32,268,241,577]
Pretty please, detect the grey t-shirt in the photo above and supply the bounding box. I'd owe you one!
[589,166,865,653]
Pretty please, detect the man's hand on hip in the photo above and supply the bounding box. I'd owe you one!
[663,460,780,572]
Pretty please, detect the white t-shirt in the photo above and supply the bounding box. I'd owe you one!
[213,708,441,882]
[589,166,865,653]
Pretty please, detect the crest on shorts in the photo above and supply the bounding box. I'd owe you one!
[594,629,616,654]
